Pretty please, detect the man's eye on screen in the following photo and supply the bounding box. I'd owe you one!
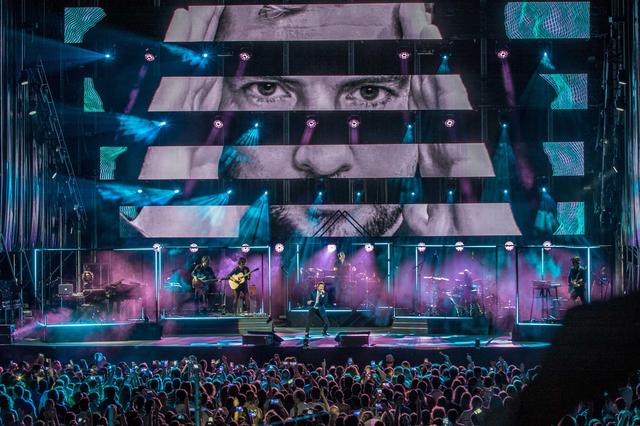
[242,81,294,105]
[342,84,399,109]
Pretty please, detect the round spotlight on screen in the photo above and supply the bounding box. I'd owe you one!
[144,49,156,62]
[543,240,552,251]
[364,243,375,253]
[213,119,224,129]
[496,49,509,59]
[417,242,427,253]
[241,244,251,253]
[455,241,465,252]
[444,118,456,128]
[348,117,361,128]
[504,241,515,252]
[152,243,162,252]
[274,243,285,253]
[305,118,318,129]
[239,51,251,61]
[327,244,337,253]
[189,243,199,253]
[398,50,411,60]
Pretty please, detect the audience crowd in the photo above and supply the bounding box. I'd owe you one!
[0,352,638,426]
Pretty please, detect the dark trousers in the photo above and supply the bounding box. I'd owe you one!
[305,308,329,334]
[571,287,587,304]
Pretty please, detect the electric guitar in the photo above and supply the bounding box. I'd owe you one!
[570,277,584,298]
[228,268,259,290]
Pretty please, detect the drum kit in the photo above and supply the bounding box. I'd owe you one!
[423,271,485,317]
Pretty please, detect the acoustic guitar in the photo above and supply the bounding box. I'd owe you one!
[228,268,259,290]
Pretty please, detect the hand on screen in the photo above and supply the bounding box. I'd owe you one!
[409,75,472,110]
[165,6,223,42]
[398,3,441,39]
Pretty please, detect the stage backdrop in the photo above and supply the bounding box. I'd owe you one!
[60,1,605,245]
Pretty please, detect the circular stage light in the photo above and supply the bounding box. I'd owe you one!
[398,51,411,60]
[497,49,509,59]
[444,118,455,128]
[202,52,209,58]
[152,243,162,252]
[417,242,427,253]
[327,244,337,253]
[241,244,251,253]
[305,118,317,128]
[275,243,285,253]
[144,50,156,62]
[504,241,515,251]
[348,117,360,128]
[455,241,465,252]
[239,51,251,61]
[364,243,374,253]
[189,243,199,253]
[213,119,224,129]
[543,241,552,251]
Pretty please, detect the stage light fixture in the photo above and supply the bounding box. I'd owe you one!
[264,191,268,195]
[51,172,58,180]
[144,49,156,62]
[417,242,427,253]
[503,189,509,195]
[189,243,199,253]
[448,190,454,195]
[364,243,374,253]
[398,50,411,60]
[410,191,416,196]
[407,123,413,129]
[173,189,180,194]
[497,49,509,59]
[305,118,318,128]
[501,122,508,129]
[28,100,37,116]
[327,244,337,253]
[441,54,449,60]
[104,53,112,59]
[275,243,285,253]
[241,244,251,253]
[19,70,29,86]
[202,52,209,58]
[541,187,547,193]
[504,241,515,252]
[318,191,323,196]
[543,51,548,57]
[444,118,455,128]
[136,189,143,194]
[356,192,361,196]
[543,240,552,251]
[455,241,464,252]
[617,69,628,85]
[213,118,224,129]
[152,243,162,252]
[239,51,251,61]
[348,117,361,128]
[159,121,167,127]
[254,122,259,128]
[226,189,233,195]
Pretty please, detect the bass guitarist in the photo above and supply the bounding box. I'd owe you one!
[228,257,253,315]
[568,256,587,305]
[191,255,218,312]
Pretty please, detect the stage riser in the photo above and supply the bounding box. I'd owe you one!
[512,324,561,342]
[162,318,273,335]
[287,309,393,328]
[391,317,490,335]
[39,323,162,343]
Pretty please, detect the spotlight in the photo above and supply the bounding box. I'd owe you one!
[239,51,251,61]
[213,119,224,129]
[541,187,547,193]
[327,244,337,253]
[356,192,361,196]
[137,189,143,194]
[104,53,112,59]
[444,118,455,128]
[543,240,552,251]
[348,117,361,129]
[503,189,509,195]
[455,241,464,252]
[28,100,37,116]
[202,52,209,58]
[305,118,318,128]
[227,189,233,195]
[254,122,259,128]
[264,191,268,195]
[496,49,509,59]
[504,241,515,252]
[364,243,374,253]
[152,243,162,252]
[275,243,285,253]
[159,121,167,127]
[410,191,416,196]
[144,49,156,62]
[407,123,413,129]
[448,190,454,195]
[318,191,323,196]
[241,244,251,253]
[398,50,411,60]
[543,51,548,57]
[51,172,57,180]
[189,243,199,253]
[19,69,29,86]
[501,122,508,129]
[442,54,449,60]
[173,189,180,194]
[417,242,427,253]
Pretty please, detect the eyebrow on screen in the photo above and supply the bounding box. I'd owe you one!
[338,76,408,91]
[258,5,308,21]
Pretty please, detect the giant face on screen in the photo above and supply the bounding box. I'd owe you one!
[81,2,593,240]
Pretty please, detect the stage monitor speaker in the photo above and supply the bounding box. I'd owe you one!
[242,331,283,346]
[335,331,370,347]
[0,324,14,344]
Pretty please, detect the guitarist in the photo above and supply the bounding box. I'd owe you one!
[568,256,587,305]
[191,256,217,312]
[228,257,251,315]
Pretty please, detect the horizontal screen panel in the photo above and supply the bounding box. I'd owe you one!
[164,4,442,42]
[121,203,521,238]
[104,144,494,180]
[147,75,472,112]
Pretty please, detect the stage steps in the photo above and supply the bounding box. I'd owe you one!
[391,316,490,335]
